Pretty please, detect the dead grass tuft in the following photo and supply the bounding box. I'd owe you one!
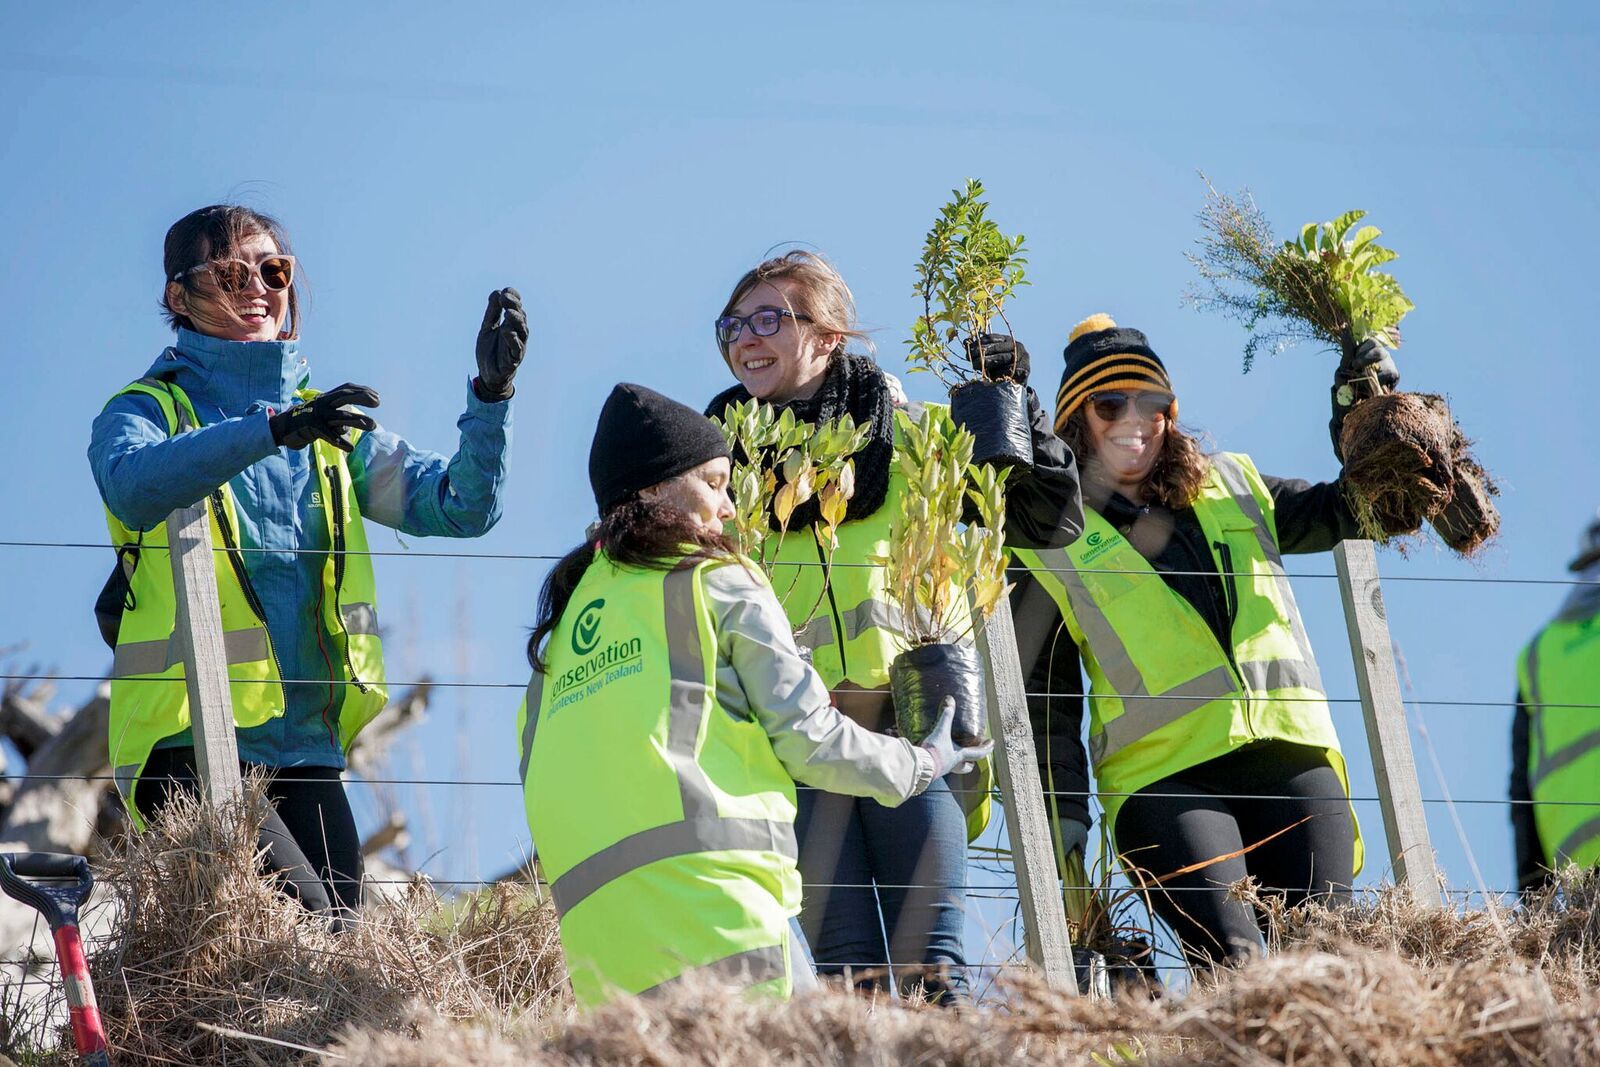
[84,780,567,1065]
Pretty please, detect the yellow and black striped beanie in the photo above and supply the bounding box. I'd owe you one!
[1054,313,1176,432]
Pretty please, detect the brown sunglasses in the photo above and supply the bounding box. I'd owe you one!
[1088,390,1175,422]
[173,255,296,293]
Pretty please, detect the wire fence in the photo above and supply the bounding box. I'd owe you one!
[1,528,1591,1005]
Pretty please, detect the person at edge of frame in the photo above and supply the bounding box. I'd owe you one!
[702,250,1084,1005]
[87,203,526,929]
[1007,312,1419,969]
[516,382,992,1009]
[1511,508,1600,892]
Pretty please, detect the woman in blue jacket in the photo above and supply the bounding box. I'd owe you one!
[88,203,525,925]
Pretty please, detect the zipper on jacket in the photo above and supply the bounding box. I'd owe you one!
[1213,538,1251,737]
[816,538,849,681]
[208,489,289,708]
[325,464,370,695]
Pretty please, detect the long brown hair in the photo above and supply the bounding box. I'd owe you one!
[1061,409,1211,510]
[718,249,871,367]
[161,204,302,339]
[527,496,738,672]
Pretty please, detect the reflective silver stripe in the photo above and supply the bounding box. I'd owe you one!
[665,564,718,821]
[1093,665,1237,763]
[1531,729,1600,792]
[519,675,542,787]
[1239,658,1324,694]
[340,601,378,636]
[549,816,797,915]
[1209,455,1324,686]
[112,626,269,677]
[1043,546,1148,703]
[1555,812,1600,864]
[639,942,788,997]
[793,614,836,653]
[113,763,141,802]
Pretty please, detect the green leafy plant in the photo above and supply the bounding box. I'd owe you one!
[1187,179,1413,371]
[907,178,1029,390]
[881,405,1011,644]
[713,399,870,621]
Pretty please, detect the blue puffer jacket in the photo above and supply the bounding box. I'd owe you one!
[88,327,513,767]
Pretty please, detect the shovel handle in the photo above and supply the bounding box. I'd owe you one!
[52,924,110,1062]
[5,852,90,882]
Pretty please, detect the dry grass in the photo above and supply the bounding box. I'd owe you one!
[10,789,1599,1065]
[78,781,566,1065]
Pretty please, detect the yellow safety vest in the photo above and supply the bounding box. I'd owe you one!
[102,379,387,827]
[764,402,990,840]
[517,552,800,1008]
[1012,453,1361,871]
[1519,608,1600,869]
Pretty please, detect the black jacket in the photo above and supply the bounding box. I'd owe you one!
[1510,697,1545,892]
[990,386,1084,551]
[1013,469,1368,830]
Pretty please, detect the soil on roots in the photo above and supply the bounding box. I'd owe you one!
[1339,392,1455,542]
[1428,426,1501,556]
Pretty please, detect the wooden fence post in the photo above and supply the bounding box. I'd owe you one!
[972,594,1079,994]
[167,504,243,806]
[1333,539,1440,907]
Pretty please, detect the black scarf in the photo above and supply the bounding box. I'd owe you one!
[705,353,896,530]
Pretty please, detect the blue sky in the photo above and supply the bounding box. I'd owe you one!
[3,2,1597,965]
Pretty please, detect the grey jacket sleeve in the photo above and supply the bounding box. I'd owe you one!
[702,562,936,804]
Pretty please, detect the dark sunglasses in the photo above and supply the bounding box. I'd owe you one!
[715,307,811,345]
[173,255,296,293]
[1088,390,1175,422]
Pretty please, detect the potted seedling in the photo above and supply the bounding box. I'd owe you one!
[714,399,871,630]
[908,179,1035,468]
[880,405,1011,748]
[1187,182,1498,553]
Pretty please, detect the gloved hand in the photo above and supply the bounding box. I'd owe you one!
[963,332,1031,383]
[474,287,528,402]
[268,383,380,453]
[1057,816,1090,864]
[918,696,995,781]
[1329,336,1401,459]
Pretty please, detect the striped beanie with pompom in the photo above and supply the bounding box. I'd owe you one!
[1054,313,1176,432]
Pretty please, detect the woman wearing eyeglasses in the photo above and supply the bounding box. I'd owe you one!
[704,251,1082,1003]
[88,203,526,926]
[1009,313,1407,969]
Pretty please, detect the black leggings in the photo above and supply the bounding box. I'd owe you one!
[1113,740,1354,967]
[134,747,363,925]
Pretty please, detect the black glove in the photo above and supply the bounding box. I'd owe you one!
[268,383,380,453]
[1329,337,1401,459]
[963,332,1031,383]
[474,287,528,402]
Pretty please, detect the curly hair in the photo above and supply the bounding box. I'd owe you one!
[1061,409,1211,510]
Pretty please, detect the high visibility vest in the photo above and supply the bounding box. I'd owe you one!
[1011,453,1361,871]
[764,402,991,840]
[102,379,388,828]
[517,552,801,1008]
[1519,609,1600,869]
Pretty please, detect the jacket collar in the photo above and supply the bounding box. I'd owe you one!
[1558,562,1600,622]
[145,327,309,416]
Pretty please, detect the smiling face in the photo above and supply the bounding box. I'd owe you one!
[642,457,735,538]
[165,230,290,343]
[722,279,841,403]
[1082,391,1170,499]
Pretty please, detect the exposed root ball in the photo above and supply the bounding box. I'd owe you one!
[1428,428,1501,556]
[1340,392,1455,541]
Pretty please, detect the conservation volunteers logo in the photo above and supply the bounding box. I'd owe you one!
[573,599,606,655]
[547,598,646,716]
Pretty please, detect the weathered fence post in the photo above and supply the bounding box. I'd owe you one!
[167,504,243,805]
[972,594,1079,993]
[1333,539,1440,907]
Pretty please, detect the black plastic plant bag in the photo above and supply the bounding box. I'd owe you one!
[950,378,1032,469]
[890,640,986,747]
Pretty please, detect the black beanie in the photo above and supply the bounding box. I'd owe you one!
[1054,313,1175,432]
[588,383,730,513]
